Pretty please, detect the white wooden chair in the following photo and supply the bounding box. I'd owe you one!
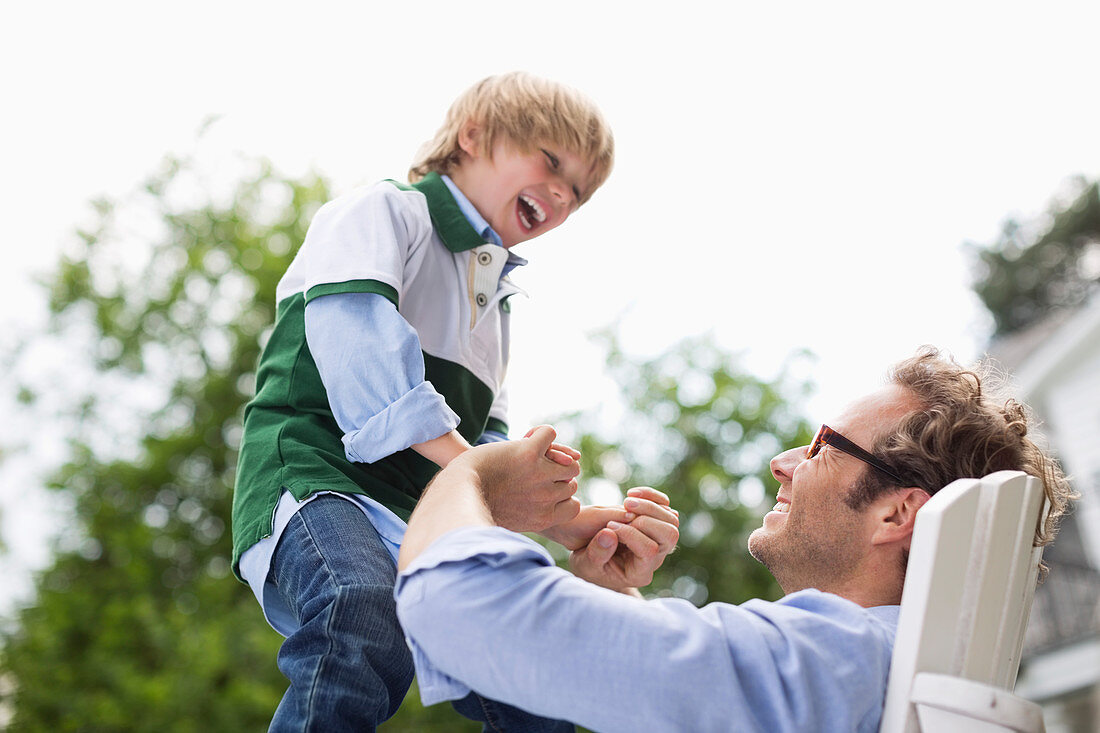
[879,471,1048,733]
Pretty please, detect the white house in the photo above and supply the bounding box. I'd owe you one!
[990,293,1100,732]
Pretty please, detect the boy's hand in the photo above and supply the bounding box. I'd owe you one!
[458,425,581,533]
[568,487,680,594]
[525,425,581,468]
[539,504,631,550]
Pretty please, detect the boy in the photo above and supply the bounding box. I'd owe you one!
[232,73,620,731]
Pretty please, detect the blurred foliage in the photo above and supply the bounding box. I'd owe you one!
[555,334,815,606]
[0,154,328,731]
[972,177,1100,336]
[0,153,814,731]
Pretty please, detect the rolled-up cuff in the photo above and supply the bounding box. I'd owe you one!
[343,382,459,463]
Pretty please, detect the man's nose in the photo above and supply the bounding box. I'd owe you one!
[770,446,806,484]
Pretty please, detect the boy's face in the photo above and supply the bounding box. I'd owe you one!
[450,126,593,248]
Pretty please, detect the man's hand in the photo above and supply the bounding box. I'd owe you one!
[400,425,580,570]
[568,487,680,595]
[460,425,582,533]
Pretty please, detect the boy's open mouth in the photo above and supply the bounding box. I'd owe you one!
[517,194,547,230]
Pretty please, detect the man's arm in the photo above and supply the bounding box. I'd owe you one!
[396,528,898,733]
[396,434,897,731]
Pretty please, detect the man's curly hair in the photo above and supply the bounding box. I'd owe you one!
[846,346,1074,550]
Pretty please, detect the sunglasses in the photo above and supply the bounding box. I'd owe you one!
[808,424,905,485]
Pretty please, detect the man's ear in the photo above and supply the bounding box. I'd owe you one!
[458,120,481,158]
[870,488,931,548]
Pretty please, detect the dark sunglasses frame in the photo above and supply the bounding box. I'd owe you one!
[808,424,905,485]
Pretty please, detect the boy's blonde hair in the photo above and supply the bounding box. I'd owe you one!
[408,72,614,205]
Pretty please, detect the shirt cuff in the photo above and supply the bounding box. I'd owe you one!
[402,526,554,576]
[395,527,554,705]
[343,382,460,464]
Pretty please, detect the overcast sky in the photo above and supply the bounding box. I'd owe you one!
[3,1,1099,611]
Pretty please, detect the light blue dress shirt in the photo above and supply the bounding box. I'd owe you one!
[396,527,901,733]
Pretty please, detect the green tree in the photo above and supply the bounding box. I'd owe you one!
[0,154,329,730]
[972,177,1100,336]
[0,153,814,731]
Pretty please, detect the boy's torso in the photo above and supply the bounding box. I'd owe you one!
[231,173,522,576]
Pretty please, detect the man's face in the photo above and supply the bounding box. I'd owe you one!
[748,384,918,593]
[449,133,592,248]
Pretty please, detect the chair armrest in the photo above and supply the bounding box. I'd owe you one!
[908,673,1045,733]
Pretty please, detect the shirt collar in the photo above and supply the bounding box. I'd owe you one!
[404,172,484,253]
[441,175,503,248]
[404,172,526,269]
[441,175,528,271]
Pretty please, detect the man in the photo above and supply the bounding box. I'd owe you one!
[395,348,1072,732]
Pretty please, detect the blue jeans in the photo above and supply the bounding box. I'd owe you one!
[267,495,574,732]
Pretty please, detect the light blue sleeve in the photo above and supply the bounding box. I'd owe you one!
[305,292,459,464]
[395,527,899,733]
[475,430,508,444]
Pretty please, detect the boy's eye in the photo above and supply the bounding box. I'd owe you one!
[540,148,560,169]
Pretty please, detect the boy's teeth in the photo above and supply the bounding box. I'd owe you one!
[519,194,546,223]
[773,502,790,513]
[518,210,532,230]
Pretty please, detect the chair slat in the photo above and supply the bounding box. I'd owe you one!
[880,478,982,733]
[958,473,1041,682]
[879,471,1045,733]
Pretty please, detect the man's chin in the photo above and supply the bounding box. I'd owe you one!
[746,526,769,563]
[747,529,789,591]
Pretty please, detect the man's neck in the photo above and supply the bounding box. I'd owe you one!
[832,583,903,608]
[782,562,904,608]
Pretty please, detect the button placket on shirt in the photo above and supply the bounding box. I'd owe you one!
[468,244,511,328]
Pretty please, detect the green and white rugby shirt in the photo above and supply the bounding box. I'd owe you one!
[231,172,523,578]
